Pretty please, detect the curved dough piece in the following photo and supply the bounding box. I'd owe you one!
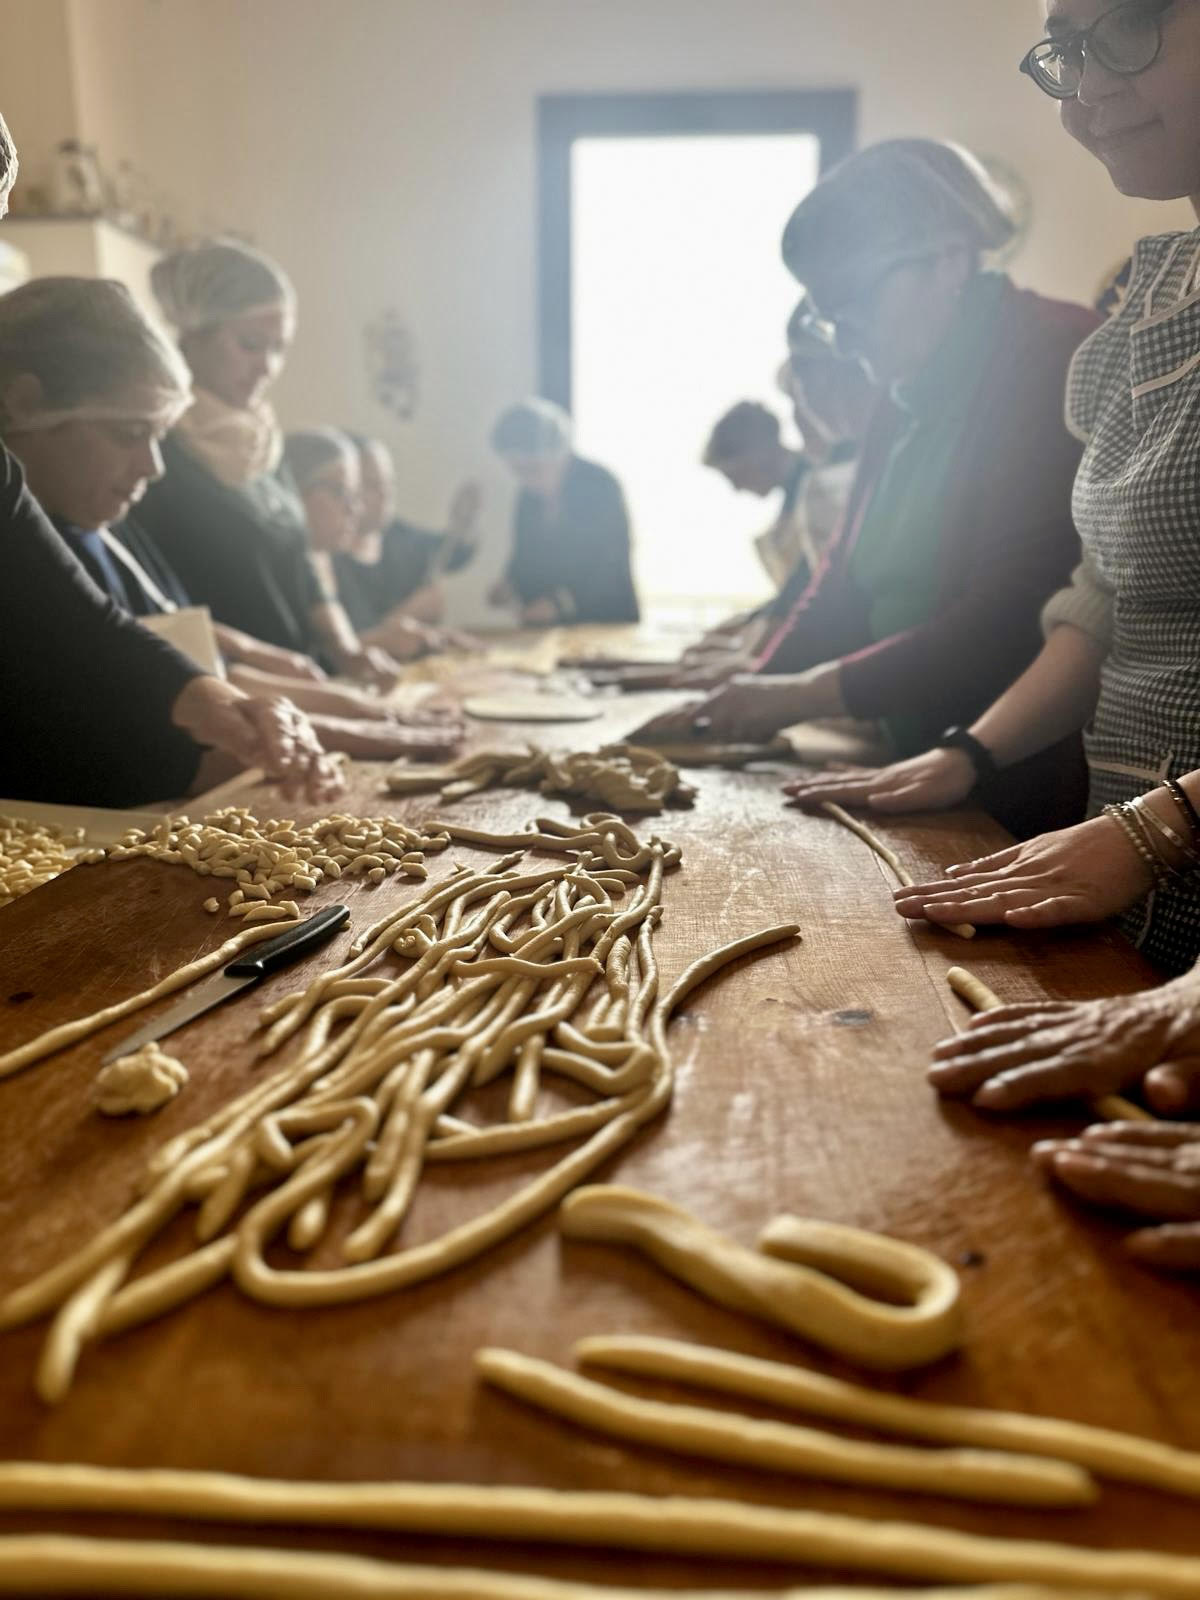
[0,1471,1191,1593]
[558,1186,962,1371]
[576,1335,1200,1500]
[0,1535,1138,1600]
[475,1347,1095,1508]
[463,695,603,723]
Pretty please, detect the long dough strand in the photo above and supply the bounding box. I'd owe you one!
[0,1469,1194,1592]
[945,966,1152,1124]
[820,803,975,941]
[0,918,304,1081]
[576,1334,1200,1500]
[474,1347,1096,1508]
[0,1535,1136,1600]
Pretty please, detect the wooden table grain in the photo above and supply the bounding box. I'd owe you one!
[0,678,1196,1591]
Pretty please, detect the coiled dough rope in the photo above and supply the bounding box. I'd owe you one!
[558,1187,962,1371]
[576,1334,1200,1500]
[0,1535,1144,1600]
[386,742,697,814]
[474,1347,1095,1508]
[0,814,799,1402]
[0,1469,1191,1593]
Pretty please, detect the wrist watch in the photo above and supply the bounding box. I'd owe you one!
[936,726,999,785]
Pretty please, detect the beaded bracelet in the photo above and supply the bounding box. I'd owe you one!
[1164,778,1200,846]
[1132,794,1200,874]
[1103,802,1172,890]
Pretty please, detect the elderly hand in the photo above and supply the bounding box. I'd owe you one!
[346,643,405,688]
[892,813,1155,934]
[1032,1122,1200,1272]
[927,963,1200,1113]
[784,747,976,812]
[171,678,344,803]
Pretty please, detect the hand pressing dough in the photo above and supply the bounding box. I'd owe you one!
[0,1535,1140,1600]
[0,1468,1193,1594]
[820,803,975,941]
[463,694,603,723]
[945,966,1153,1125]
[94,1044,188,1116]
[559,1185,962,1371]
[577,1334,1200,1500]
[474,1347,1096,1508]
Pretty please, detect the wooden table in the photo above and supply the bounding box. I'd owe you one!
[0,678,1197,1591]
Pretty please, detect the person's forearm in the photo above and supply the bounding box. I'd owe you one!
[311,600,364,666]
[969,624,1105,768]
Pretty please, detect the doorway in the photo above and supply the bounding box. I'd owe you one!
[539,91,856,614]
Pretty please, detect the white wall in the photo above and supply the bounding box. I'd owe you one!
[3,0,1195,616]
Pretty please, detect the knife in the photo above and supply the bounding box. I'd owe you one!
[100,904,351,1064]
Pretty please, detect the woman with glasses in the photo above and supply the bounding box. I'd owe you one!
[791,0,1200,1268]
[636,139,1097,836]
[134,240,406,690]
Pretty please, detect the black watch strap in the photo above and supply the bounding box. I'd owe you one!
[937,726,999,785]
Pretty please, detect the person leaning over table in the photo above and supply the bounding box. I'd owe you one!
[0,284,446,766]
[488,398,640,627]
[0,117,341,808]
[133,239,410,689]
[637,140,1098,825]
[789,0,1200,1269]
[338,432,481,640]
[703,400,818,595]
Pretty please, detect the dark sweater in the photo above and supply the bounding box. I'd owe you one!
[758,283,1100,756]
[334,520,474,632]
[0,445,202,806]
[507,455,639,624]
[135,434,329,655]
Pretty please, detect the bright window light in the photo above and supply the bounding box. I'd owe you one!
[571,133,821,614]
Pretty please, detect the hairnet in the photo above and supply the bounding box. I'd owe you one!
[282,427,358,494]
[490,398,573,458]
[781,139,1017,293]
[0,276,191,433]
[151,238,296,335]
[0,113,17,216]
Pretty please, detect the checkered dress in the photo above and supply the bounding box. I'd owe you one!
[1067,229,1200,975]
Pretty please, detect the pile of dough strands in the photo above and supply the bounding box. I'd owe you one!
[0,812,798,1403]
[386,742,697,813]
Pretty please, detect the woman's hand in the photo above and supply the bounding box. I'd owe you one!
[220,632,326,684]
[891,813,1155,933]
[343,643,406,688]
[1032,1121,1200,1272]
[784,747,976,812]
[306,715,465,761]
[927,967,1200,1113]
[170,677,344,802]
[633,670,836,746]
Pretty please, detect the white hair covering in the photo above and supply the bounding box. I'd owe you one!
[782,139,1018,289]
[0,276,192,433]
[151,238,296,335]
[282,427,358,494]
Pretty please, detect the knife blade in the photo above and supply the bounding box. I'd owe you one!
[100,903,350,1064]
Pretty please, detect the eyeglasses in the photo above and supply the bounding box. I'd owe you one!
[814,250,941,331]
[1020,0,1172,99]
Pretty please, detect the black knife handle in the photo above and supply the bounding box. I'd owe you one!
[223,904,350,979]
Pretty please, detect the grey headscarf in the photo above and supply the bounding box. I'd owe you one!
[151,238,296,335]
[782,139,1017,294]
[0,276,191,433]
